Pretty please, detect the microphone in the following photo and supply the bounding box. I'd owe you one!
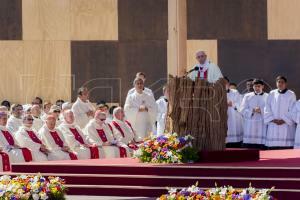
[186,66,199,74]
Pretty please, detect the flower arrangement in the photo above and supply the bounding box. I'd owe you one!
[0,174,67,200]
[134,133,199,163]
[158,182,275,200]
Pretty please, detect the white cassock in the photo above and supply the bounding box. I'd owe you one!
[288,100,300,148]
[124,91,157,141]
[264,89,296,147]
[127,87,154,97]
[15,126,48,162]
[187,60,223,83]
[0,125,26,163]
[155,96,168,136]
[32,116,44,132]
[226,89,243,143]
[72,97,95,129]
[38,125,73,160]
[240,92,268,144]
[84,119,129,158]
[58,122,95,159]
[6,116,22,134]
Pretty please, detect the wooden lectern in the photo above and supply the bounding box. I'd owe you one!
[167,75,228,151]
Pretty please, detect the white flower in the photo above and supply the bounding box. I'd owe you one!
[133,149,142,157]
[0,175,11,182]
[39,192,48,200]
[32,193,39,200]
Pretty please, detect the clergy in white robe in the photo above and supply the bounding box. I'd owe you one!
[127,72,154,97]
[84,111,129,158]
[39,115,77,160]
[155,85,169,136]
[41,101,52,121]
[58,110,100,159]
[124,78,157,141]
[187,51,223,83]
[15,114,48,162]
[111,107,138,149]
[289,100,300,148]
[49,105,63,127]
[6,104,23,134]
[240,79,268,147]
[72,87,95,129]
[224,77,243,146]
[0,111,32,163]
[31,105,44,132]
[264,76,296,148]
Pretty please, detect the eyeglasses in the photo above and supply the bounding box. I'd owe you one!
[197,55,206,58]
[54,110,61,113]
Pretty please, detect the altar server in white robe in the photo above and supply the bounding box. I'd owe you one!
[127,72,154,97]
[59,110,100,159]
[39,115,77,160]
[240,79,268,148]
[155,85,169,136]
[15,114,49,162]
[72,87,95,129]
[0,111,32,163]
[7,104,23,134]
[224,77,244,147]
[31,105,44,132]
[187,50,223,83]
[124,78,157,141]
[84,111,129,158]
[264,76,296,149]
[111,107,138,149]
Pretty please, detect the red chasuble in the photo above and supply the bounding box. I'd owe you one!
[69,128,99,159]
[1,130,32,162]
[49,131,78,160]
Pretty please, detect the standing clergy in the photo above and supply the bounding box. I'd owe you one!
[224,77,244,147]
[124,78,157,141]
[72,87,95,129]
[84,111,129,158]
[58,110,99,159]
[39,115,77,160]
[127,72,154,97]
[31,105,44,132]
[15,114,49,162]
[187,50,223,83]
[0,111,32,163]
[111,107,138,148]
[240,79,268,148]
[289,99,300,148]
[6,104,23,134]
[264,76,296,149]
[155,85,169,136]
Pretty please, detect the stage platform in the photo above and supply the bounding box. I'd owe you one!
[4,149,300,199]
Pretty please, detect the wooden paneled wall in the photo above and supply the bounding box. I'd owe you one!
[2,0,300,103]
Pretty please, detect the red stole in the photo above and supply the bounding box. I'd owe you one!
[26,130,42,144]
[96,129,108,142]
[197,67,208,79]
[50,131,78,160]
[119,147,127,158]
[1,130,32,162]
[112,121,125,137]
[0,152,10,171]
[69,128,99,159]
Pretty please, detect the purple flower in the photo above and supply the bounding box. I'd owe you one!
[243,194,251,200]
[162,148,168,152]
[179,137,186,144]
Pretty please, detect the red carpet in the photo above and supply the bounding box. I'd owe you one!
[5,149,300,198]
